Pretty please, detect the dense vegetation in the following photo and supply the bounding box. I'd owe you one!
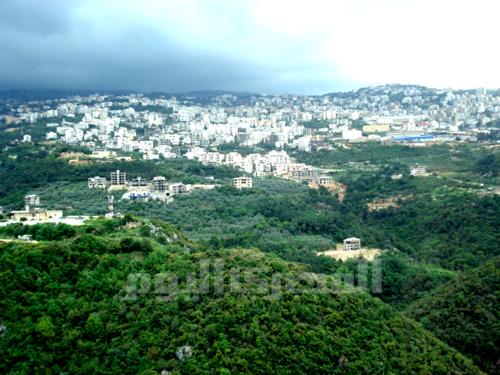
[0,145,240,209]
[366,194,499,269]
[407,256,500,374]
[290,142,496,175]
[0,219,483,374]
[0,222,76,241]
[1,142,499,372]
[475,154,499,176]
[333,252,458,308]
[300,119,331,130]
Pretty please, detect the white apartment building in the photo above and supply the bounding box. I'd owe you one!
[152,176,168,192]
[343,237,361,251]
[110,170,127,185]
[233,177,253,189]
[88,177,107,189]
[46,131,58,140]
[24,194,40,210]
[342,129,363,140]
[130,177,149,187]
[169,183,191,195]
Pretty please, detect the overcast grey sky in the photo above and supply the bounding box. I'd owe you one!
[1,0,499,94]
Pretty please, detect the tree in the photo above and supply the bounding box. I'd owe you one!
[475,154,498,176]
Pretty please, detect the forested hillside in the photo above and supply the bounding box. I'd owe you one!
[407,257,500,374]
[0,219,483,374]
[366,194,499,269]
[1,143,499,373]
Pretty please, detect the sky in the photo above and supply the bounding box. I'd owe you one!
[0,0,499,94]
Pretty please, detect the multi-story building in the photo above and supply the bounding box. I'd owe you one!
[11,208,63,222]
[152,176,168,192]
[233,177,253,189]
[317,176,334,185]
[169,183,191,195]
[343,237,361,251]
[131,177,148,187]
[11,196,62,222]
[24,194,40,210]
[110,170,127,185]
[88,177,107,189]
[291,166,318,182]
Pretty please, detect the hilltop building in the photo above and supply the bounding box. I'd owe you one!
[11,195,62,222]
[152,176,168,192]
[362,124,390,133]
[24,194,40,211]
[88,176,107,189]
[343,237,361,251]
[342,129,363,140]
[410,164,428,176]
[110,170,127,186]
[291,166,317,182]
[17,234,33,241]
[131,177,148,187]
[11,208,63,222]
[233,177,253,189]
[169,182,191,195]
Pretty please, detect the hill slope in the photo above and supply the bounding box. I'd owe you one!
[0,219,483,374]
[407,256,500,374]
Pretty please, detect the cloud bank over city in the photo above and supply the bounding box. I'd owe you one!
[1,0,499,94]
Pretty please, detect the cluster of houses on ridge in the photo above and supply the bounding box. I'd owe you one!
[88,170,254,203]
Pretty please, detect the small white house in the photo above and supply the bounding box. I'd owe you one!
[410,164,427,176]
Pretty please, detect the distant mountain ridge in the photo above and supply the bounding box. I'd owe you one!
[2,84,499,101]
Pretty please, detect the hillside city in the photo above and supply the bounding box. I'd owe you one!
[3,85,499,157]
[2,85,498,195]
[2,0,500,372]
[0,85,499,374]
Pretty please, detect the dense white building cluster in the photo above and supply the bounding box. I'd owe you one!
[2,85,498,165]
[185,148,317,179]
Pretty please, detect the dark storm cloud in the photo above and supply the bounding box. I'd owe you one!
[1,22,270,92]
[0,0,327,93]
[1,0,499,92]
[0,0,354,92]
[0,0,74,35]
